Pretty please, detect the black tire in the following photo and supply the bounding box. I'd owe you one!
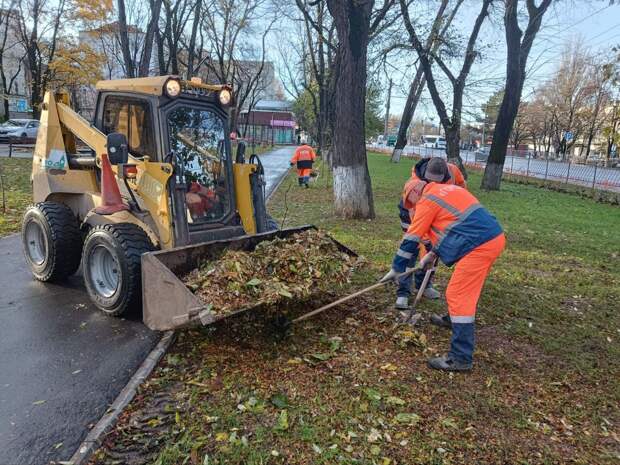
[22,201,82,282]
[266,214,279,231]
[82,223,153,317]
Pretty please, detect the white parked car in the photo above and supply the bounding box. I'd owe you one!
[422,135,446,149]
[0,119,40,143]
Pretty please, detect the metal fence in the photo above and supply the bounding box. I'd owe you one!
[373,144,620,193]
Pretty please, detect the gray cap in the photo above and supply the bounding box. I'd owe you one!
[425,157,449,182]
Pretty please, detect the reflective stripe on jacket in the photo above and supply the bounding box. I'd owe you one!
[399,159,467,229]
[393,183,502,271]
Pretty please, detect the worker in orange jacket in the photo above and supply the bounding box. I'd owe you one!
[382,158,505,371]
[290,144,317,188]
[395,158,467,310]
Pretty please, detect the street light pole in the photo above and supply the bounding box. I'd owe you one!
[384,79,393,139]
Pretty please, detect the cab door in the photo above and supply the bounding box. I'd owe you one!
[95,93,161,161]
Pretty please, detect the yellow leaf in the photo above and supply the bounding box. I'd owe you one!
[380,363,398,371]
[215,432,229,442]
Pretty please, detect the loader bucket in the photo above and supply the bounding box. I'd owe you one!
[141,226,357,331]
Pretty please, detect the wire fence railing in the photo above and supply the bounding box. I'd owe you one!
[370,144,620,194]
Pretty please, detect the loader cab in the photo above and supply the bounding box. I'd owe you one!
[94,76,242,245]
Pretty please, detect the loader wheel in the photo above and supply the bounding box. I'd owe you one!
[266,214,279,231]
[22,201,82,282]
[82,224,153,317]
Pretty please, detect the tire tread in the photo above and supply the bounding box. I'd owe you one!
[83,223,153,316]
[24,201,82,281]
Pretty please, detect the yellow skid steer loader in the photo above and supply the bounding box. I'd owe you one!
[21,76,333,330]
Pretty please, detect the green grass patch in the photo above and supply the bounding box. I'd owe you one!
[93,152,620,465]
[0,157,31,237]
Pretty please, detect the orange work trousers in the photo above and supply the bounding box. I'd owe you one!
[297,168,312,178]
[445,233,506,323]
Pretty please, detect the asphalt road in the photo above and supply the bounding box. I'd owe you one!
[258,146,294,198]
[0,146,293,465]
[0,143,34,158]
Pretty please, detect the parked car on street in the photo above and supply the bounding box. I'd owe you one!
[422,134,446,149]
[0,119,39,143]
[474,146,490,162]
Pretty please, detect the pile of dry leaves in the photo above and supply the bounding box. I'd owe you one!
[183,229,360,315]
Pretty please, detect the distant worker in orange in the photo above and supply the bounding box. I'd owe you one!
[383,158,505,372]
[290,144,317,188]
[394,157,467,310]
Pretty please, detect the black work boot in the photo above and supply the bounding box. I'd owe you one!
[428,354,472,372]
[430,313,452,329]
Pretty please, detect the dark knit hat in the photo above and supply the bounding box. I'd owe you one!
[425,157,449,182]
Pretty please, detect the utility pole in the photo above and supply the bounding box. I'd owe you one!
[384,79,393,139]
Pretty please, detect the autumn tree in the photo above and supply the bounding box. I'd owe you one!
[400,0,493,175]
[316,0,394,219]
[155,0,196,76]
[481,0,553,190]
[116,0,161,77]
[47,41,105,110]
[366,79,384,139]
[389,0,463,162]
[16,0,67,117]
[0,2,25,119]
[291,0,337,156]
[199,0,275,132]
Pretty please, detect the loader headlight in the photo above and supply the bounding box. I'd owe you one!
[164,78,181,98]
[219,89,232,106]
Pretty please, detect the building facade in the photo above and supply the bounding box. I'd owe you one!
[238,100,297,145]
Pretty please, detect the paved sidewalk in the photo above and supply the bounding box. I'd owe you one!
[258,145,295,198]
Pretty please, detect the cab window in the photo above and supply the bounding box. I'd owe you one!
[102,96,155,158]
[167,106,230,224]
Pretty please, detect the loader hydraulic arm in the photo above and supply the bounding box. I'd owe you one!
[46,91,174,249]
[56,100,107,161]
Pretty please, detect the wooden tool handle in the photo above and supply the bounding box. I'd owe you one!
[292,266,423,324]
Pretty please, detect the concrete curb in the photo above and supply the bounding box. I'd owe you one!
[68,330,176,465]
[266,165,291,203]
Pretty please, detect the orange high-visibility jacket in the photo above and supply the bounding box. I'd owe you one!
[290,145,316,169]
[393,183,502,271]
[403,160,466,210]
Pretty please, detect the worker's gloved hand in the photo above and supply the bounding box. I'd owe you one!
[419,251,437,270]
[380,268,401,284]
[422,240,433,252]
[289,162,294,167]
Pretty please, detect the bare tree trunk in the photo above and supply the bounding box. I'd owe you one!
[482,0,552,190]
[117,0,135,78]
[391,68,424,162]
[391,0,457,163]
[155,28,166,74]
[138,0,163,77]
[327,0,375,219]
[186,0,202,78]
[400,0,491,178]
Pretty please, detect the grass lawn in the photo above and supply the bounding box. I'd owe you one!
[0,157,31,237]
[91,153,619,465]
